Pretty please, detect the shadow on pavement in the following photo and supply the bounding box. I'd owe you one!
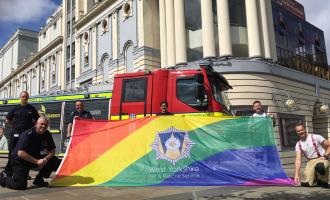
[50,175,94,186]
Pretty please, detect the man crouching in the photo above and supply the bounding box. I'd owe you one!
[0,116,60,190]
[294,122,330,187]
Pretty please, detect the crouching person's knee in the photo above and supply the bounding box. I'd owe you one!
[6,179,27,190]
[315,163,325,175]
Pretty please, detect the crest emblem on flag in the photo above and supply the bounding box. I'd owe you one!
[151,127,195,165]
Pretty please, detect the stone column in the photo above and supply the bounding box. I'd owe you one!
[259,0,271,59]
[174,0,187,65]
[201,0,216,58]
[217,0,232,58]
[92,26,97,70]
[112,12,118,60]
[159,0,167,68]
[137,0,144,47]
[245,0,262,58]
[165,0,176,67]
[265,0,277,61]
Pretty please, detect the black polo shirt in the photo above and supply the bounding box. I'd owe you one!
[68,110,93,124]
[157,111,174,116]
[12,128,56,162]
[6,104,39,131]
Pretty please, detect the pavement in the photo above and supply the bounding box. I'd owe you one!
[1,158,330,200]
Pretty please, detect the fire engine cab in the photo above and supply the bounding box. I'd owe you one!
[110,64,232,120]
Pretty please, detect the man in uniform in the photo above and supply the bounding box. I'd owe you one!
[294,123,330,187]
[1,91,39,177]
[157,101,173,115]
[0,117,60,190]
[66,100,93,137]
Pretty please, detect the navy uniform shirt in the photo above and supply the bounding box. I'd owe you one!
[12,128,56,162]
[157,111,174,116]
[69,110,93,124]
[6,104,39,131]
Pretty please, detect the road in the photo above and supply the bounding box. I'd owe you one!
[1,158,330,200]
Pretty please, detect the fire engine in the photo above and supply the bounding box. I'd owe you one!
[110,64,232,119]
[0,63,232,154]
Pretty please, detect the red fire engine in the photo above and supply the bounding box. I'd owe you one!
[110,64,232,120]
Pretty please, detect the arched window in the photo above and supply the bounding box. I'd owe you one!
[4,88,8,99]
[100,53,110,82]
[51,55,56,83]
[40,63,45,89]
[124,42,134,72]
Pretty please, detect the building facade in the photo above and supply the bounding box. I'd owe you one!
[0,29,38,97]
[0,6,63,98]
[72,0,160,89]
[272,0,328,79]
[0,0,329,167]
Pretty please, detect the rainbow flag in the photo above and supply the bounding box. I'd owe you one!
[51,116,294,186]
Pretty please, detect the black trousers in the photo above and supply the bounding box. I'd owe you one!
[4,156,61,190]
[4,130,21,175]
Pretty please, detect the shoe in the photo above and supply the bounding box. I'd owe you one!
[33,178,49,187]
[0,176,5,187]
[0,171,11,178]
[301,182,311,187]
[317,180,329,188]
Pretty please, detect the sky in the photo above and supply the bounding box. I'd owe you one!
[0,0,329,64]
[0,0,62,48]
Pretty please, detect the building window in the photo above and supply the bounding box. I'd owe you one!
[41,64,45,89]
[185,0,203,62]
[53,22,57,30]
[229,0,247,27]
[278,114,304,150]
[72,42,75,58]
[84,55,89,66]
[32,68,36,78]
[101,18,109,33]
[66,67,70,82]
[22,76,27,91]
[43,32,46,38]
[83,32,89,65]
[100,54,110,82]
[52,73,56,84]
[4,88,8,99]
[123,78,146,102]
[67,0,71,11]
[66,45,70,60]
[122,1,133,20]
[124,42,134,72]
[51,55,56,84]
[71,65,75,80]
[67,21,71,35]
[273,3,328,76]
